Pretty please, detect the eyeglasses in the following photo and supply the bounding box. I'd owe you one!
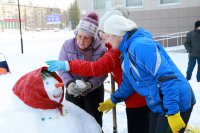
[76,34,92,41]
[98,30,105,40]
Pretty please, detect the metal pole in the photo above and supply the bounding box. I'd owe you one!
[0,20,4,32]
[181,32,183,45]
[111,75,117,133]
[17,0,24,54]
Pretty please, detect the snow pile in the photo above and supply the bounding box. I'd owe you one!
[0,93,102,133]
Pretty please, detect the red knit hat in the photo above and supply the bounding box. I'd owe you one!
[12,67,64,115]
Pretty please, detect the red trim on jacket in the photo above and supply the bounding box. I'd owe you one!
[69,43,146,108]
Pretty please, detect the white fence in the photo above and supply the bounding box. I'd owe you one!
[154,31,189,47]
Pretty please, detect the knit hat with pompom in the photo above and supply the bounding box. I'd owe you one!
[75,12,99,38]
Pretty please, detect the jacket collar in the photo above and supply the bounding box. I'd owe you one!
[118,28,152,53]
[118,28,142,53]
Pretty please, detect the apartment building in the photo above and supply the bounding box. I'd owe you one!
[0,1,61,30]
[77,0,200,35]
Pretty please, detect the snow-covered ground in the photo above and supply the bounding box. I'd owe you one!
[0,30,199,133]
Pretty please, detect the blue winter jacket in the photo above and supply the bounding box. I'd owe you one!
[111,28,195,115]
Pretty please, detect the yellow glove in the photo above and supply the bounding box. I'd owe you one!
[98,99,115,113]
[167,112,186,133]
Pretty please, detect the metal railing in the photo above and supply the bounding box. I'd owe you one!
[154,31,189,47]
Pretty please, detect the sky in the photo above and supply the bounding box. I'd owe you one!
[17,0,74,9]
[0,30,200,133]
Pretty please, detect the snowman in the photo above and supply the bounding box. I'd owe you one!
[0,67,102,133]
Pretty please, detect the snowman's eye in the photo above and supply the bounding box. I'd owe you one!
[45,82,49,85]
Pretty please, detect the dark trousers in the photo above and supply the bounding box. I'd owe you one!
[186,57,200,82]
[126,106,150,133]
[149,107,193,133]
[65,85,104,127]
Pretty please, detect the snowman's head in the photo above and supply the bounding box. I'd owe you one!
[42,71,64,103]
[13,67,65,115]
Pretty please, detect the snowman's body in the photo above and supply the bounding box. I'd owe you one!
[0,96,101,133]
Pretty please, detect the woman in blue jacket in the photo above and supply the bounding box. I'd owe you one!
[98,15,196,133]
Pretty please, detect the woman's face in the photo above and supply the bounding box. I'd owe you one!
[104,33,122,49]
[76,30,93,50]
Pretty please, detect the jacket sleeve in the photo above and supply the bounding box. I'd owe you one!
[184,32,192,52]
[133,41,180,115]
[111,72,135,104]
[69,50,120,77]
[58,44,74,86]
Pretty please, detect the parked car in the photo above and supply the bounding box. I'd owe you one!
[53,28,59,32]
[24,27,30,31]
[36,28,41,32]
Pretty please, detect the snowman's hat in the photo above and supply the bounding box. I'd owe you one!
[13,67,64,115]
[0,53,10,75]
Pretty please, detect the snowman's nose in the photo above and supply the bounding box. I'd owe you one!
[55,83,64,88]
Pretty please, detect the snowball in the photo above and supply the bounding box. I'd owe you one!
[75,80,87,89]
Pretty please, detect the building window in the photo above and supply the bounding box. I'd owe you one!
[94,0,105,9]
[160,0,180,5]
[93,0,111,9]
[126,0,142,7]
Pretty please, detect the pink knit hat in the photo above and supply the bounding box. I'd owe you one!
[75,12,99,38]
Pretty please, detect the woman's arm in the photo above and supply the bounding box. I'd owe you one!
[58,44,74,86]
[69,49,121,77]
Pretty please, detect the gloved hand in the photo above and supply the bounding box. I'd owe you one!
[166,112,186,133]
[98,99,115,113]
[66,82,81,97]
[46,60,70,72]
[75,80,92,93]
